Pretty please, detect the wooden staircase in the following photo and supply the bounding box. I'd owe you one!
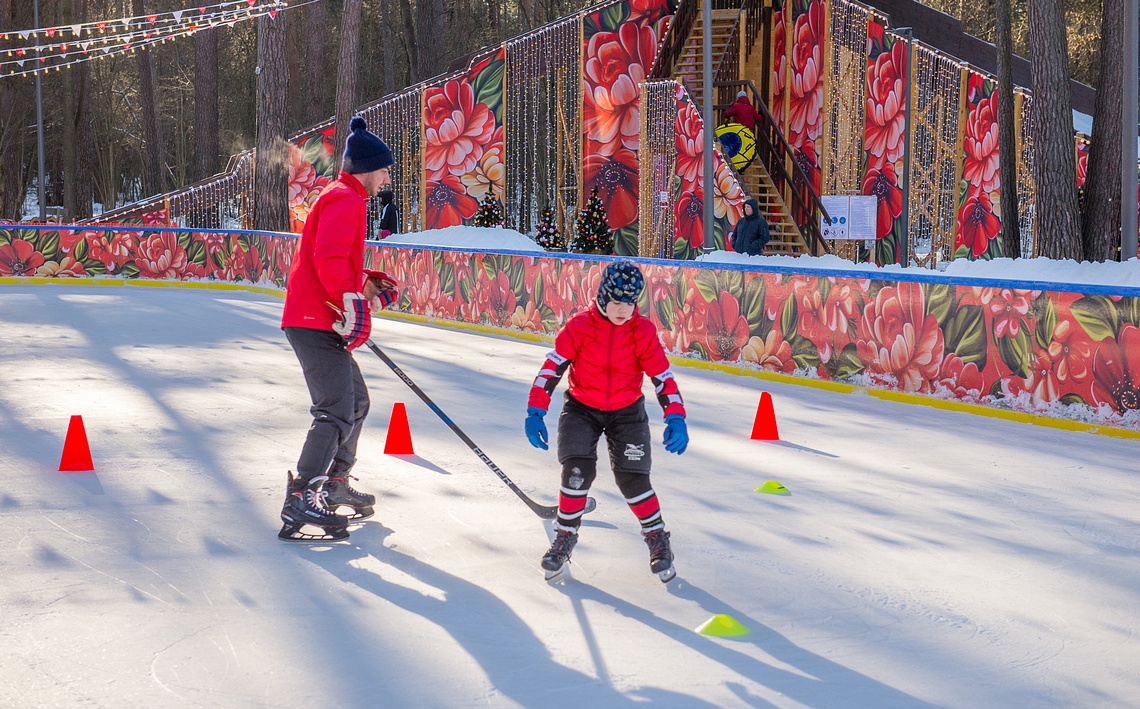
[652,0,830,256]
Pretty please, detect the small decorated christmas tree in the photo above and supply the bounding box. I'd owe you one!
[571,187,612,254]
[473,189,504,227]
[534,206,564,250]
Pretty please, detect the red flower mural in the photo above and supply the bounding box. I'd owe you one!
[134,233,205,280]
[583,21,658,152]
[0,239,45,276]
[980,288,1032,339]
[862,163,904,239]
[675,101,704,186]
[957,188,1001,259]
[742,328,796,373]
[583,142,641,230]
[937,353,985,398]
[856,281,945,392]
[788,0,824,144]
[963,90,1000,193]
[426,173,481,228]
[1092,324,1140,414]
[703,292,751,361]
[424,80,497,178]
[771,5,788,133]
[864,38,907,169]
[675,188,705,251]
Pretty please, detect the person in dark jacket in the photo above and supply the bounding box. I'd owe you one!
[723,90,762,133]
[731,198,770,255]
[377,188,399,237]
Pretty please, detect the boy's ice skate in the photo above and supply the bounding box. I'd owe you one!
[324,474,375,520]
[278,472,350,542]
[644,529,676,583]
[541,528,579,580]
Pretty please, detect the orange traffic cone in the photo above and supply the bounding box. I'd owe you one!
[384,402,415,455]
[750,392,780,441]
[59,415,95,471]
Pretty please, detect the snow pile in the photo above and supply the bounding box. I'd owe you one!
[379,225,544,252]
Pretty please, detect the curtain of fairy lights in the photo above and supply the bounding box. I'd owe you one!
[362,87,424,234]
[165,151,252,229]
[638,80,678,259]
[1015,90,1037,257]
[821,0,868,196]
[906,45,961,268]
[504,17,581,236]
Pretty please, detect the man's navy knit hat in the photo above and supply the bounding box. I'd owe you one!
[596,260,645,310]
[343,116,394,174]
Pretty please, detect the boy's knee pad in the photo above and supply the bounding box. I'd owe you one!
[561,457,597,491]
[614,469,652,499]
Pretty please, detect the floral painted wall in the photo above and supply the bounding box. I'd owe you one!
[771,0,788,135]
[955,72,1003,260]
[861,19,907,266]
[288,125,336,233]
[787,0,825,197]
[423,50,506,230]
[359,244,1140,429]
[0,226,292,285]
[673,87,746,259]
[582,0,673,256]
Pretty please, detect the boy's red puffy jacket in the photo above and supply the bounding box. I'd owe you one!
[528,306,685,419]
[281,171,368,331]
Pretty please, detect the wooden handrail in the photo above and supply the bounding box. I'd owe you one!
[715,78,831,255]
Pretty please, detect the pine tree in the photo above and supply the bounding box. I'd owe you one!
[473,189,504,227]
[534,206,564,250]
[571,187,612,254]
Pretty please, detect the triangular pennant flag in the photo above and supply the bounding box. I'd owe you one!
[16,59,24,67]
[81,41,90,50]
[97,21,107,31]
[247,0,256,6]
[60,43,68,52]
[15,48,24,56]
[199,7,207,13]
[39,56,46,62]
[123,18,131,27]
[145,32,152,39]
[147,14,157,24]
[268,9,277,18]
[46,27,57,37]
[19,30,31,40]
[173,10,184,21]
[71,24,82,36]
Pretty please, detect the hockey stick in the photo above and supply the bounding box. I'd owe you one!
[363,338,594,519]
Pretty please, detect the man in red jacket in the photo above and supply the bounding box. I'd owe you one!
[279,116,398,542]
[525,261,688,582]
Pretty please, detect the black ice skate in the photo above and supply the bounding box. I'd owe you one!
[278,472,350,542]
[541,528,579,580]
[324,474,375,521]
[643,529,676,583]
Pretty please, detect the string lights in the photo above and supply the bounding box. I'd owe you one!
[0,0,285,79]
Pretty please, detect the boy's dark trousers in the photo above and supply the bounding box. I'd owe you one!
[285,327,370,481]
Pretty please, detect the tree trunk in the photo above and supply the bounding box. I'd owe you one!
[1028,0,1083,259]
[1081,0,1124,261]
[380,0,396,95]
[334,0,364,161]
[416,0,445,79]
[254,10,290,232]
[306,0,328,124]
[194,26,220,182]
[398,0,419,82]
[995,0,1021,257]
[0,0,31,220]
[134,0,165,197]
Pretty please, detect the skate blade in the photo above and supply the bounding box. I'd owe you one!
[337,506,374,521]
[278,523,350,543]
[543,564,567,581]
[656,565,677,583]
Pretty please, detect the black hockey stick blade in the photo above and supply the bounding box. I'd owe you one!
[363,339,595,519]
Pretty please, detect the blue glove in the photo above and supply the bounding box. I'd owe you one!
[525,406,548,450]
[663,414,688,455]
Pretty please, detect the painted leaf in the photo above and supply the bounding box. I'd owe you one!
[944,303,987,368]
[693,270,719,303]
[741,275,766,328]
[925,283,957,328]
[1034,296,1057,351]
[470,58,505,124]
[614,225,639,257]
[996,326,1031,379]
[73,238,89,262]
[593,3,630,34]
[780,296,798,339]
[36,232,59,262]
[1070,294,1119,342]
[82,258,107,275]
[830,342,866,379]
[789,333,821,370]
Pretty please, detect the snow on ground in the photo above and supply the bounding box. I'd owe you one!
[1,282,1137,708]
[376,225,1140,291]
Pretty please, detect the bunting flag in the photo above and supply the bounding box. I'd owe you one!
[0,0,286,78]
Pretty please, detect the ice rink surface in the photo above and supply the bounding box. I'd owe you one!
[1,283,1137,708]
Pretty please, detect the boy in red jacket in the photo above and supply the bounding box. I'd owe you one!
[525,261,688,581]
[279,116,398,542]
